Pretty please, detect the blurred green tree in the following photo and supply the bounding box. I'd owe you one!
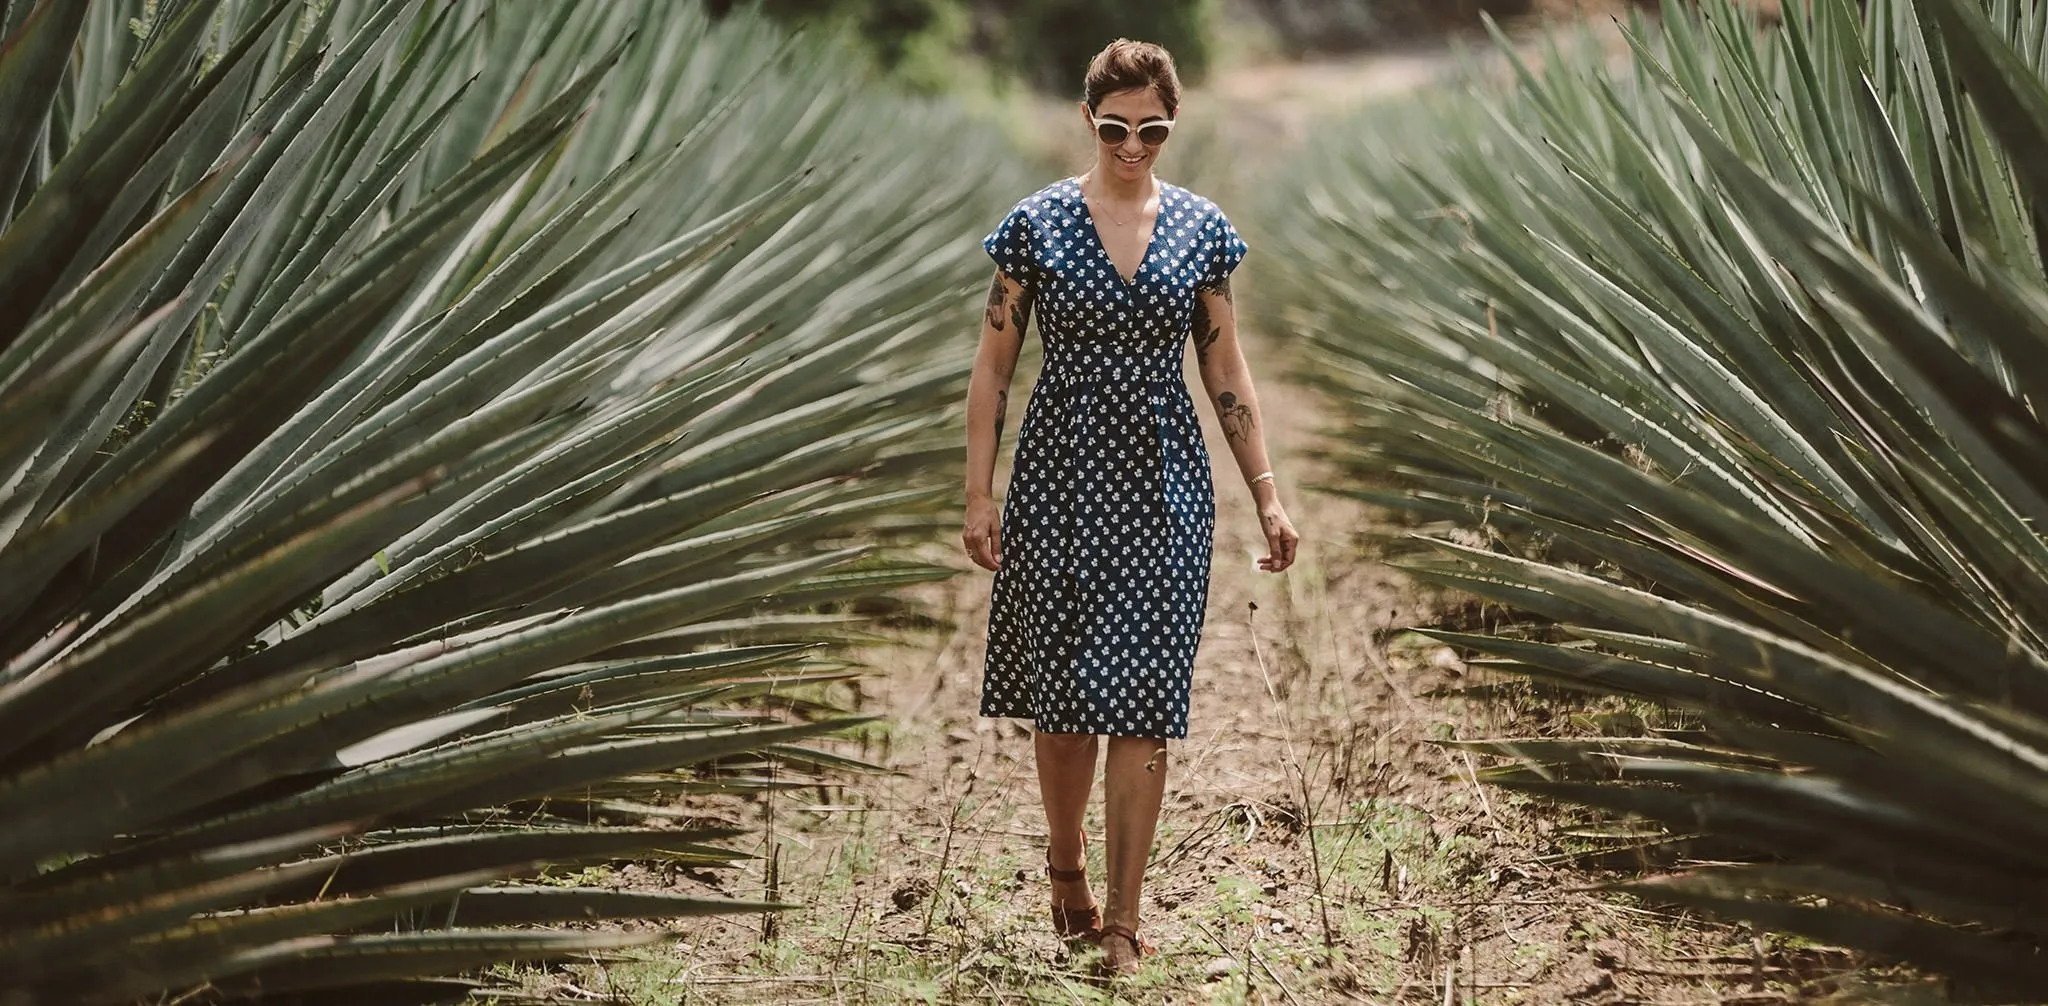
[706,0,947,69]
[999,0,1216,93]
[710,0,1216,91]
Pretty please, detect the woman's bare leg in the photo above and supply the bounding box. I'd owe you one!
[1035,730,1100,913]
[1102,736,1168,966]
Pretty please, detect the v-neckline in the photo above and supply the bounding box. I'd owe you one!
[1077,178,1164,288]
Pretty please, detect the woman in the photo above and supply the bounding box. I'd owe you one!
[961,38,1300,976]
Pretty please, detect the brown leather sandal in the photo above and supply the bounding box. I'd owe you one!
[1045,856,1101,941]
[1093,923,1156,977]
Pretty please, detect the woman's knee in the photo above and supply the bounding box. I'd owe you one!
[1107,736,1169,767]
[1037,730,1098,756]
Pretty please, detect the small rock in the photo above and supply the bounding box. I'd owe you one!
[1565,967,1614,1000]
[1204,957,1240,981]
[890,878,931,912]
[1261,881,1281,896]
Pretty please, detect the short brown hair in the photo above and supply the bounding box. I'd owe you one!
[1084,39,1181,116]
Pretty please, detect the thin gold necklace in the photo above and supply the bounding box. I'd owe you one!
[1086,177,1153,227]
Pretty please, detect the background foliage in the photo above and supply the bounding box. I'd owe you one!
[713,0,1218,94]
[1269,0,2048,996]
[0,0,1022,1001]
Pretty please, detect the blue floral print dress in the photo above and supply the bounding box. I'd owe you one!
[979,178,1248,739]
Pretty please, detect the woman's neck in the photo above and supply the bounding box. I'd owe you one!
[1085,167,1154,204]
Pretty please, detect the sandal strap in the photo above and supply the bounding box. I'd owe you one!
[1044,859,1087,883]
[1053,903,1101,935]
[1097,923,1154,954]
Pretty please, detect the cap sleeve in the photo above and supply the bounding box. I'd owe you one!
[982,204,1044,286]
[1201,210,1248,289]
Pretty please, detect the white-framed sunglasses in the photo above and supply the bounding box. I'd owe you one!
[1091,116,1174,147]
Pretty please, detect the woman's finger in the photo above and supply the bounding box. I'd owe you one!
[1267,526,1296,572]
[964,527,991,571]
[988,526,1003,569]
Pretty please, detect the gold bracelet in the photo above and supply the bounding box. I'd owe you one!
[1249,471,1275,488]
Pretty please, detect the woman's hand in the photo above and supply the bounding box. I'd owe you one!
[964,493,1003,571]
[1257,500,1299,573]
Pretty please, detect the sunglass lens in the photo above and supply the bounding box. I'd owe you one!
[1137,123,1171,145]
[1096,122,1129,144]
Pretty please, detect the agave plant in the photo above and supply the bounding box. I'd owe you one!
[1271,0,2048,994]
[0,0,1017,1001]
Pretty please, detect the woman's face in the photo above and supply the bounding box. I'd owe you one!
[1083,86,1172,185]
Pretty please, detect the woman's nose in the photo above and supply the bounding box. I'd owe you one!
[1120,133,1145,155]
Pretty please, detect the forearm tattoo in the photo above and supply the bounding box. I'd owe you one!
[1191,292,1221,365]
[994,387,1009,441]
[1217,390,1255,445]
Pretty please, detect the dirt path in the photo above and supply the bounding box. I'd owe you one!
[567,50,1888,1006]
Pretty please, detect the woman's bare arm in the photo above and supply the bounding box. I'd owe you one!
[963,269,1033,571]
[1193,278,1298,572]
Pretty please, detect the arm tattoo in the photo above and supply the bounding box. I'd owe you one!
[1010,284,1035,335]
[1197,276,1232,303]
[1191,293,1220,365]
[994,387,1009,442]
[984,273,1008,332]
[1217,390,1255,445]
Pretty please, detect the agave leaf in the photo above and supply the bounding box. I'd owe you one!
[0,124,265,479]
[1275,3,2048,973]
[0,474,447,800]
[0,822,355,931]
[144,717,852,871]
[1619,874,2048,995]
[0,0,90,226]
[21,409,569,738]
[254,827,750,903]
[1917,0,2048,205]
[191,465,835,703]
[69,58,599,586]
[0,3,1021,998]
[0,426,217,624]
[185,166,808,565]
[195,929,664,999]
[0,548,860,866]
[26,868,508,995]
[0,854,342,975]
[423,886,789,928]
[1416,628,1832,730]
[466,644,817,718]
[216,207,646,557]
[0,0,227,343]
[220,4,470,342]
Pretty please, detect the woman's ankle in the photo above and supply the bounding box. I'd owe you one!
[1046,829,1087,872]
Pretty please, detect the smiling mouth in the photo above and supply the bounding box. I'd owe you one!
[1116,152,1145,164]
